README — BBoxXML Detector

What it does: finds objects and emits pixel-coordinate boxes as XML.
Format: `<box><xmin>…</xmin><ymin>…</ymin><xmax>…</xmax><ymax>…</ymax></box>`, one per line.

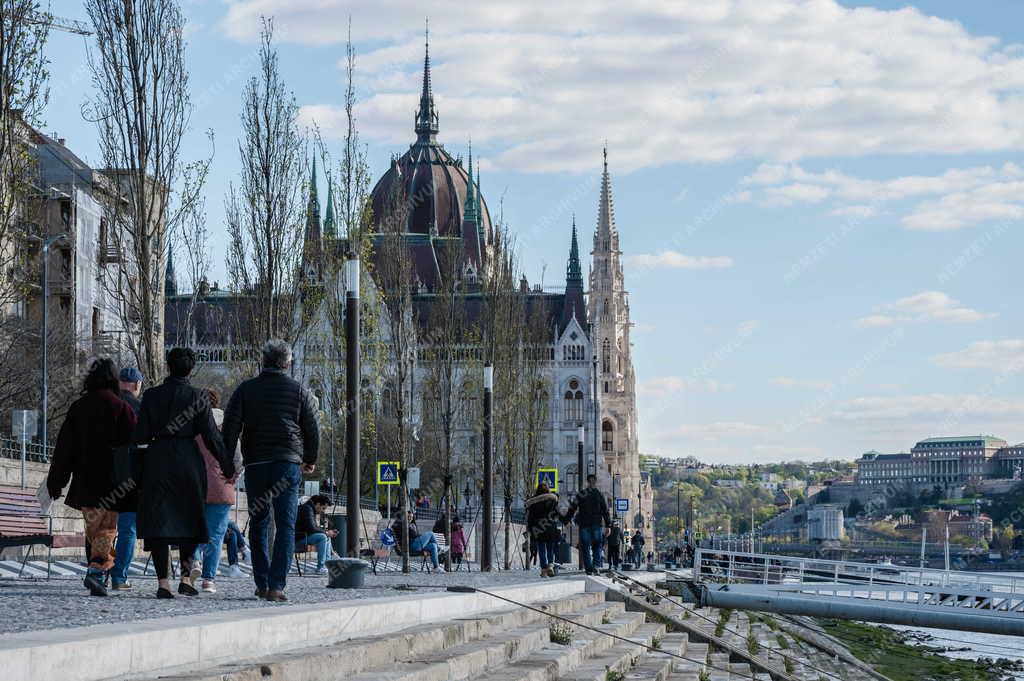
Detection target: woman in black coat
<box><xmin>132</xmin><ymin>348</ymin><xmax>233</xmax><ymax>599</ymax></box>
<box><xmin>46</xmin><ymin>359</ymin><xmax>137</xmax><ymax>596</ymax></box>
<box><xmin>525</xmin><ymin>482</ymin><xmax>561</xmax><ymax>577</ymax></box>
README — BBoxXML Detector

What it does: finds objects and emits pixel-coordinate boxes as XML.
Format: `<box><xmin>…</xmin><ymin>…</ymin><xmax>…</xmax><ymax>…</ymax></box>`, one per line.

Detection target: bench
<box><xmin>0</xmin><ymin>485</ymin><xmax>85</xmax><ymax>577</ymax></box>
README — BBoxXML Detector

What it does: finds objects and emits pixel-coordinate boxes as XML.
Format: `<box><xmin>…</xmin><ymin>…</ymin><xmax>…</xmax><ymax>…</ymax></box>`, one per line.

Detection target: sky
<box><xmin>41</xmin><ymin>0</ymin><xmax>1024</xmax><ymax>464</ymax></box>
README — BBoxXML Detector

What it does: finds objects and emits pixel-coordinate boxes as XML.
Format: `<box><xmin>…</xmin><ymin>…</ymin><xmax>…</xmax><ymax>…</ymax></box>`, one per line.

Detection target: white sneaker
<box><xmin>225</xmin><ymin>564</ymin><xmax>244</xmax><ymax>579</ymax></box>
<box><xmin>190</xmin><ymin>565</ymin><xmax>202</xmax><ymax>582</ymax></box>
<box><xmin>315</xmin><ymin>566</ymin><xmax>328</xmax><ymax>575</ymax></box>
<box><xmin>243</xmin><ymin>548</ymin><xmax>252</xmax><ymax>563</ymax></box>
<box><xmin>201</xmin><ymin>580</ymin><xmax>216</xmax><ymax>593</ymax></box>
<box><xmin>432</xmin><ymin>566</ymin><xmax>445</xmax><ymax>574</ymax></box>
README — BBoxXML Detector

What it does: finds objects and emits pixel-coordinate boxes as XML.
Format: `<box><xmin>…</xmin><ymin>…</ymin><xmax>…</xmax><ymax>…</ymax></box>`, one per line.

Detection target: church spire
<box><xmin>414</xmin><ymin>20</ymin><xmax>439</xmax><ymax>144</ymax></box>
<box><xmin>597</xmin><ymin>143</ymin><xmax>617</xmax><ymax>242</ymax></box>
<box><xmin>165</xmin><ymin>248</ymin><xmax>177</xmax><ymax>297</ymax></box>
<box><xmin>567</xmin><ymin>214</ymin><xmax>582</xmax><ymax>284</ymax></box>
<box><xmin>560</xmin><ymin>214</ymin><xmax>586</xmax><ymax>330</ymax></box>
<box><xmin>463</xmin><ymin>141</ymin><xmax>477</xmax><ymax>224</ymax></box>
<box><xmin>323</xmin><ymin>177</ymin><xmax>336</xmax><ymax>238</ymax></box>
<box><xmin>306</xmin><ymin>158</ymin><xmax>321</xmax><ymax>237</ymax></box>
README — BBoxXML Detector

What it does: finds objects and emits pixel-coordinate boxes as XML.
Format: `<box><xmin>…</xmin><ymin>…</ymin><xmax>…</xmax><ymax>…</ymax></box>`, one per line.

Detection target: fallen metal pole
<box><xmin>699</xmin><ymin>584</ymin><xmax>1024</xmax><ymax>637</ymax></box>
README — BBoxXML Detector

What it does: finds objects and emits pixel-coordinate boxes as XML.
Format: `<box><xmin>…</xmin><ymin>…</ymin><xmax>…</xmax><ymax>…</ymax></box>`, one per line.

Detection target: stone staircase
<box><xmin>153</xmin><ymin>589</ymin><xmax>723</xmax><ymax>681</ymax></box>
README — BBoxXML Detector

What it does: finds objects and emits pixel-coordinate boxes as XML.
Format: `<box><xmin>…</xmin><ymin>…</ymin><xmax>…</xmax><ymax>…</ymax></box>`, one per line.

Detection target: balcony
<box><xmin>99</xmin><ymin>244</ymin><xmax>122</xmax><ymax>264</ymax></box>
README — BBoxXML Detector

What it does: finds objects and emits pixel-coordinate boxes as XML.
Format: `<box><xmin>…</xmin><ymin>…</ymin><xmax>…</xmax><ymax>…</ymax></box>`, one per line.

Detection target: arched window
<box><xmin>382</xmin><ymin>384</ymin><xmax>397</xmax><ymax>419</ymax></box>
<box><xmin>603</xmin><ymin>298</ymin><xmax>609</xmax><ymax>317</ymax></box>
<box><xmin>602</xmin><ymin>420</ymin><xmax>614</xmax><ymax>452</ymax></box>
<box><xmin>602</xmin><ymin>338</ymin><xmax>611</xmax><ymax>373</ymax></box>
<box><xmin>564</xmin><ymin>379</ymin><xmax>584</xmax><ymax>421</ymax></box>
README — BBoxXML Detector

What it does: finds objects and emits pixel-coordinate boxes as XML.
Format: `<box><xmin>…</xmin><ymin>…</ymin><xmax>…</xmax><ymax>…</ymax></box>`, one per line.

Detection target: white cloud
<box><xmin>934</xmin><ymin>340</ymin><xmax>1024</xmax><ymax>371</ymax></box>
<box><xmin>830</xmin><ymin>394</ymin><xmax>1024</xmax><ymax>422</ymax></box>
<box><xmin>675</xmin><ymin>421</ymin><xmax>772</xmax><ymax>440</ymax></box>
<box><xmin>743</xmin><ymin>162</ymin><xmax>1024</xmax><ymax>230</ymax></box>
<box><xmin>625</xmin><ymin>251</ymin><xmax>734</xmax><ymax>270</ymax></box>
<box><xmin>857</xmin><ymin>291</ymin><xmax>994</xmax><ymax>327</ymax></box>
<box><xmin>224</xmin><ymin>0</ymin><xmax>1024</xmax><ymax>173</ymax></box>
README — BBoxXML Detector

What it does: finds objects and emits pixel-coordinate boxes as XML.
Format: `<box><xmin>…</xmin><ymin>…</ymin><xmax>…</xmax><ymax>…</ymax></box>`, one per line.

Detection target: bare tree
<box><xmin>374</xmin><ymin>179</ymin><xmax>417</xmax><ymax>571</ymax></box>
<box><xmin>0</xmin><ymin>1</ymin><xmax>49</xmax><ymax>418</ymax></box>
<box><xmin>85</xmin><ymin>0</ymin><xmax>209</xmax><ymax>381</ymax></box>
<box><xmin>421</xmin><ymin>247</ymin><xmax>473</xmax><ymax>571</ymax></box>
<box><xmin>224</xmin><ymin>17</ymin><xmax>306</xmax><ymax>353</ymax></box>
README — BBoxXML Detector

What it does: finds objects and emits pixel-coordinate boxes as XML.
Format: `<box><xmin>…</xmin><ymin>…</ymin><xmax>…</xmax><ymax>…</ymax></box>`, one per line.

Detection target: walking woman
<box><xmin>133</xmin><ymin>348</ymin><xmax>233</xmax><ymax>599</ymax></box>
<box><xmin>46</xmin><ymin>359</ymin><xmax>138</xmax><ymax>596</ymax></box>
<box><xmin>525</xmin><ymin>482</ymin><xmax>561</xmax><ymax>577</ymax></box>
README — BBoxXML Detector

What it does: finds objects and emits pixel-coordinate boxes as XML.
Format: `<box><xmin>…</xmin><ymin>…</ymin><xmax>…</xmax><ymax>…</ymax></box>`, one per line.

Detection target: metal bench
<box><xmin>0</xmin><ymin>485</ymin><xmax>85</xmax><ymax>578</ymax></box>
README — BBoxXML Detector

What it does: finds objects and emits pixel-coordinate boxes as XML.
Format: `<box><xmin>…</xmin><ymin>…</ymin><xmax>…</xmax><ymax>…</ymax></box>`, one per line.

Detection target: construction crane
<box><xmin>26</xmin><ymin>10</ymin><xmax>93</xmax><ymax>36</ymax></box>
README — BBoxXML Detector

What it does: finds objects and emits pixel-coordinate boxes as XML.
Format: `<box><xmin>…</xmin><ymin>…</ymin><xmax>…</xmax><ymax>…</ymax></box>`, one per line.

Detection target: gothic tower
<box><xmin>588</xmin><ymin>147</ymin><xmax>653</xmax><ymax>543</ymax></box>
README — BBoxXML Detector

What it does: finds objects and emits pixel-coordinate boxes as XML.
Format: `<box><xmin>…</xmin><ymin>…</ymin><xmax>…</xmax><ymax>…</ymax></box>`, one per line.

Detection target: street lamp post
<box><xmin>344</xmin><ymin>253</ymin><xmax>360</xmax><ymax>557</ymax></box>
<box><xmin>482</xmin><ymin>364</ymin><xmax>494</xmax><ymax>571</ymax></box>
<box><xmin>37</xmin><ymin>232</ymin><xmax>66</xmax><ymax>452</ymax></box>
<box><xmin>577</xmin><ymin>423</ymin><xmax>584</xmax><ymax>570</ymax></box>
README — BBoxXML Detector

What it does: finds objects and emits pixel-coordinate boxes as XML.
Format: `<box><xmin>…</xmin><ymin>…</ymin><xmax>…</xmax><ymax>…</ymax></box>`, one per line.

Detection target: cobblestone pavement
<box><xmin>0</xmin><ymin>567</ymin><xmax>572</xmax><ymax>635</ymax></box>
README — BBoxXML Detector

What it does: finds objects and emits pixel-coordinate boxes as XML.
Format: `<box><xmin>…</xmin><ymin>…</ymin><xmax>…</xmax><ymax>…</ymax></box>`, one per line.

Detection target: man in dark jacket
<box><xmin>630</xmin><ymin>529</ymin><xmax>646</xmax><ymax>568</ymax></box>
<box><xmin>110</xmin><ymin>366</ymin><xmax>144</xmax><ymax>590</ymax></box>
<box><xmin>223</xmin><ymin>339</ymin><xmax>320</xmax><ymax>601</ymax></box>
<box><xmin>563</xmin><ymin>474</ymin><xmax>612</xmax><ymax>575</ymax></box>
<box><xmin>295</xmin><ymin>494</ymin><xmax>337</xmax><ymax>574</ymax></box>
<box><xmin>607</xmin><ymin>521</ymin><xmax>623</xmax><ymax>570</ymax></box>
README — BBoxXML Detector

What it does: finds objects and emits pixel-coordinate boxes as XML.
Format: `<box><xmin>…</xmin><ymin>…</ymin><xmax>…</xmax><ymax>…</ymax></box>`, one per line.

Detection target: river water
<box><xmin>886</xmin><ymin>570</ymin><xmax>1024</xmax><ymax>679</ymax></box>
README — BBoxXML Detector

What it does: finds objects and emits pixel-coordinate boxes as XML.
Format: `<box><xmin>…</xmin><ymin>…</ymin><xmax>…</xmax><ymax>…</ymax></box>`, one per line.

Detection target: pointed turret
<box><xmin>165</xmin><ymin>249</ymin><xmax>177</xmax><ymax>297</ymax></box>
<box><xmin>596</xmin><ymin>144</ymin><xmax>617</xmax><ymax>246</ymax></box>
<box><xmin>414</xmin><ymin>21</ymin><xmax>439</xmax><ymax>144</ymax></box>
<box><xmin>323</xmin><ymin>179</ymin><xmax>336</xmax><ymax>239</ymax></box>
<box><xmin>460</xmin><ymin>142</ymin><xmax>482</xmax><ymax>268</ymax></box>
<box><xmin>561</xmin><ymin>215</ymin><xmax>586</xmax><ymax>330</ymax></box>
<box><xmin>302</xmin><ymin>159</ymin><xmax>322</xmax><ymax>282</ymax></box>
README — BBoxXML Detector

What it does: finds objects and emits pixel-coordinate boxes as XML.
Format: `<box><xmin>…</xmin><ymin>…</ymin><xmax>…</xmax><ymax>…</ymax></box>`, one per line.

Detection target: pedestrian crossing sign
<box><xmin>615</xmin><ymin>498</ymin><xmax>630</xmax><ymax>513</ymax></box>
<box><xmin>536</xmin><ymin>468</ymin><xmax>558</xmax><ymax>492</ymax></box>
<box><xmin>378</xmin><ymin>461</ymin><xmax>400</xmax><ymax>485</ymax></box>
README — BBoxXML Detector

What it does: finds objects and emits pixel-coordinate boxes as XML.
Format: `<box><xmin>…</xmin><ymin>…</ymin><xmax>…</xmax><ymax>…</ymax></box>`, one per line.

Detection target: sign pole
<box><xmin>20</xmin><ymin>432</ymin><xmax>26</xmax><ymax>489</ymax></box>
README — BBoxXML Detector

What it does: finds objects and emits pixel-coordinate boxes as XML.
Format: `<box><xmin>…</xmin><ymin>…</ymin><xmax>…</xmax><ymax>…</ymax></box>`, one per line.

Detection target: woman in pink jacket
<box><xmin>193</xmin><ymin>388</ymin><xmax>241</xmax><ymax>592</ymax></box>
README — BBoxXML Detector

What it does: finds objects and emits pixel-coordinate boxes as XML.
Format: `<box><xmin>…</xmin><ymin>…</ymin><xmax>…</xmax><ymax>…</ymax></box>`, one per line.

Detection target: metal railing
<box><xmin>695</xmin><ymin>548</ymin><xmax>1024</xmax><ymax>597</ymax></box>
<box><xmin>0</xmin><ymin>437</ymin><xmax>52</xmax><ymax>463</ymax></box>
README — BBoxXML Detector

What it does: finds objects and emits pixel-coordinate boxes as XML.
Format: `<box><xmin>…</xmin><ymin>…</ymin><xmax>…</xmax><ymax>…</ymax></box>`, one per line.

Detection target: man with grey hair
<box><xmin>223</xmin><ymin>339</ymin><xmax>319</xmax><ymax>601</ymax></box>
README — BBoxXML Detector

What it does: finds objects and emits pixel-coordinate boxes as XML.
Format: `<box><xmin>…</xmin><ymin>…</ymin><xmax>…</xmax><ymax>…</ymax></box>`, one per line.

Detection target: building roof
<box><xmin>367</xmin><ymin>37</ymin><xmax>492</xmax><ymax>290</ymax></box>
<box><xmin>859</xmin><ymin>451</ymin><xmax>911</xmax><ymax>461</ymax></box>
<box><xmin>915</xmin><ymin>435</ymin><xmax>1007</xmax><ymax>446</ymax></box>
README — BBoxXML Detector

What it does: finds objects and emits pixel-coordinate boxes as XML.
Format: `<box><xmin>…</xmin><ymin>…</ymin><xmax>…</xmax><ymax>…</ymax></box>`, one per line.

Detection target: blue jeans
<box><xmin>411</xmin><ymin>532</ymin><xmax>439</xmax><ymax>568</ymax></box>
<box><xmin>299</xmin><ymin>532</ymin><xmax>332</xmax><ymax>569</ymax></box>
<box><xmin>195</xmin><ymin>503</ymin><xmax>231</xmax><ymax>579</ymax></box>
<box><xmin>226</xmin><ymin>521</ymin><xmax>246</xmax><ymax>565</ymax></box>
<box><xmin>245</xmin><ymin>461</ymin><xmax>301</xmax><ymax>592</ymax></box>
<box><xmin>111</xmin><ymin>511</ymin><xmax>136</xmax><ymax>585</ymax></box>
<box><xmin>537</xmin><ymin>540</ymin><xmax>558</xmax><ymax>568</ymax></box>
<box><xmin>579</xmin><ymin>525</ymin><xmax>605</xmax><ymax>572</ymax></box>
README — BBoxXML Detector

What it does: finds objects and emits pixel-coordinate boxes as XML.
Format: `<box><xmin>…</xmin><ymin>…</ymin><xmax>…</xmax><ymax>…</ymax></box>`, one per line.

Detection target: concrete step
<box><xmin>158</xmin><ymin>591</ymin><xmax>610</xmax><ymax>681</ymax></box>
<box><xmin>343</xmin><ymin>601</ymin><xmax>625</xmax><ymax>681</ymax></box>
<box><xmin>620</xmin><ymin>631</ymin><xmax>687</xmax><ymax>680</ymax></box>
<box><xmin>557</xmin><ymin>622</ymin><xmax>666</xmax><ymax>680</ymax></box>
<box><xmin>672</xmin><ymin>639</ymin><xmax>707</xmax><ymax>678</ymax></box>
<box><xmin>470</xmin><ymin>609</ymin><xmax>648</xmax><ymax>681</ymax></box>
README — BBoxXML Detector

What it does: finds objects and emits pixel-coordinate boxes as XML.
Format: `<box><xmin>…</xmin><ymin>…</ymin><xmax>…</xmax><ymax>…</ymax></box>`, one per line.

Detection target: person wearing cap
<box><xmin>110</xmin><ymin>366</ymin><xmax>144</xmax><ymax>589</ymax></box>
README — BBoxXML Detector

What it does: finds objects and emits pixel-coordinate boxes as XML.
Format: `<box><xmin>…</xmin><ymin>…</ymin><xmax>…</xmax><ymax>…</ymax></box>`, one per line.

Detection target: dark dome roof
<box><xmin>369</xmin><ymin>143</ymin><xmax>492</xmax><ymax>244</ymax></box>
<box><xmin>367</xmin><ymin>35</ymin><xmax>492</xmax><ymax>289</ymax></box>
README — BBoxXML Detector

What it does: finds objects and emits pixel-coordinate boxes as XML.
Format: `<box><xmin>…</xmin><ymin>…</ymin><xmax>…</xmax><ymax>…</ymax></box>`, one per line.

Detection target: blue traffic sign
<box><xmin>536</xmin><ymin>468</ymin><xmax>558</xmax><ymax>492</ymax></box>
<box><xmin>377</xmin><ymin>461</ymin><xmax>400</xmax><ymax>485</ymax></box>
<box><xmin>615</xmin><ymin>498</ymin><xmax>630</xmax><ymax>513</ymax></box>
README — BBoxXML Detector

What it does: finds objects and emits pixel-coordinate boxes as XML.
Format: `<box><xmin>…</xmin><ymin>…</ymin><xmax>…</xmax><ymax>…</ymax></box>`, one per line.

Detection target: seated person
<box><xmin>392</xmin><ymin>510</ymin><xmax>443</xmax><ymax>572</ymax></box>
<box><xmin>224</xmin><ymin>520</ymin><xmax>248</xmax><ymax>577</ymax></box>
<box><xmin>295</xmin><ymin>494</ymin><xmax>338</xmax><ymax>574</ymax></box>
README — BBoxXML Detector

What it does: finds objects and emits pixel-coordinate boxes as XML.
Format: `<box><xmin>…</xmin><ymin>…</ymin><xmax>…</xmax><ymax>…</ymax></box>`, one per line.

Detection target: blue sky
<box><xmin>43</xmin><ymin>1</ymin><xmax>1023</xmax><ymax>463</ymax></box>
